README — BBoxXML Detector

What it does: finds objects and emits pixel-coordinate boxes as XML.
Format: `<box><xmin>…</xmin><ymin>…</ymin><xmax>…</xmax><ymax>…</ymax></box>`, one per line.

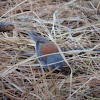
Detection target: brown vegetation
<box><xmin>0</xmin><ymin>0</ymin><xmax>100</xmax><ymax>100</ymax></box>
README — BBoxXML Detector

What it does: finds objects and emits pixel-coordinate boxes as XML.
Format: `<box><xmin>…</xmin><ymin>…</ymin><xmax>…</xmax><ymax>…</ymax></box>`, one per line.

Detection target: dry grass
<box><xmin>0</xmin><ymin>0</ymin><xmax>100</xmax><ymax>100</ymax></box>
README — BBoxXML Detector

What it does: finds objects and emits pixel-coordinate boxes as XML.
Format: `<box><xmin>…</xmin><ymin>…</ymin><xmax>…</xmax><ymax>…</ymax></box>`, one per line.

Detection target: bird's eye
<box><xmin>37</xmin><ymin>40</ymin><xmax>43</xmax><ymax>43</ymax></box>
<box><xmin>39</xmin><ymin>41</ymin><xmax>43</xmax><ymax>43</ymax></box>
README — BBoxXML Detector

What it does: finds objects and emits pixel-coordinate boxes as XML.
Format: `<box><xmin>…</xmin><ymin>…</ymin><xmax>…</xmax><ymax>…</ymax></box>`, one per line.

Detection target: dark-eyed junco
<box><xmin>27</xmin><ymin>31</ymin><xmax>66</xmax><ymax>71</ymax></box>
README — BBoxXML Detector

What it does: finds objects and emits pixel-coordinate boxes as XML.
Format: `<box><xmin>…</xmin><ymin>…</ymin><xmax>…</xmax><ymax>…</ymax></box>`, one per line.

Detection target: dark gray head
<box><xmin>27</xmin><ymin>31</ymin><xmax>48</xmax><ymax>43</ymax></box>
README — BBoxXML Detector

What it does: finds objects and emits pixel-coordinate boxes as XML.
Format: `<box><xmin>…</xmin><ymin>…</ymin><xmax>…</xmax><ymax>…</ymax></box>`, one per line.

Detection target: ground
<box><xmin>0</xmin><ymin>0</ymin><xmax>100</xmax><ymax>100</ymax></box>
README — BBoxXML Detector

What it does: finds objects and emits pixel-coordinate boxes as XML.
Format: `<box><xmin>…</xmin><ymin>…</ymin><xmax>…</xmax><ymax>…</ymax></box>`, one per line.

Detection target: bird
<box><xmin>27</xmin><ymin>31</ymin><xmax>66</xmax><ymax>72</ymax></box>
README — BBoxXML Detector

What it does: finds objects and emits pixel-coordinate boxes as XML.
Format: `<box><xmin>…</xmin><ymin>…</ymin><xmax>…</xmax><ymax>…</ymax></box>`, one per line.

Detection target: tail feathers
<box><xmin>63</xmin><ymin>47</ymin><xmax>100</xmax><ymax>55</ymax></box>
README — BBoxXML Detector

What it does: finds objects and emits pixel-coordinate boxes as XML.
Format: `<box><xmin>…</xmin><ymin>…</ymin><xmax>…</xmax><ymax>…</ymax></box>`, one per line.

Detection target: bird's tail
<box><xmin>63</xmin><ymin>47</ymin><xmax>100</xmax><ymax>55</ymax></box>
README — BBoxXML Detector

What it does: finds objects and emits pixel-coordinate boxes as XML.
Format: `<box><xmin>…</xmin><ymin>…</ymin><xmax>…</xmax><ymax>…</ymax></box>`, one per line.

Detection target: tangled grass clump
<box><xmin>0</xmin><ymin>0</ymin><xmax>100</xmax><ymax>100</ymax></box>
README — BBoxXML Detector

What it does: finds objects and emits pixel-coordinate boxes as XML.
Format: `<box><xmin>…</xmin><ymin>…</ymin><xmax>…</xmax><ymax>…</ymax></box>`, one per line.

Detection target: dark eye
<box><xmin>37</xmin><ymin>40</ymin><xmax>44</xmax><ymax>44</ymax></box>
<box><xmin>37</xmin><ymin>40</ymin><xmax>43</xmax><ymax>43</ymax></box>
